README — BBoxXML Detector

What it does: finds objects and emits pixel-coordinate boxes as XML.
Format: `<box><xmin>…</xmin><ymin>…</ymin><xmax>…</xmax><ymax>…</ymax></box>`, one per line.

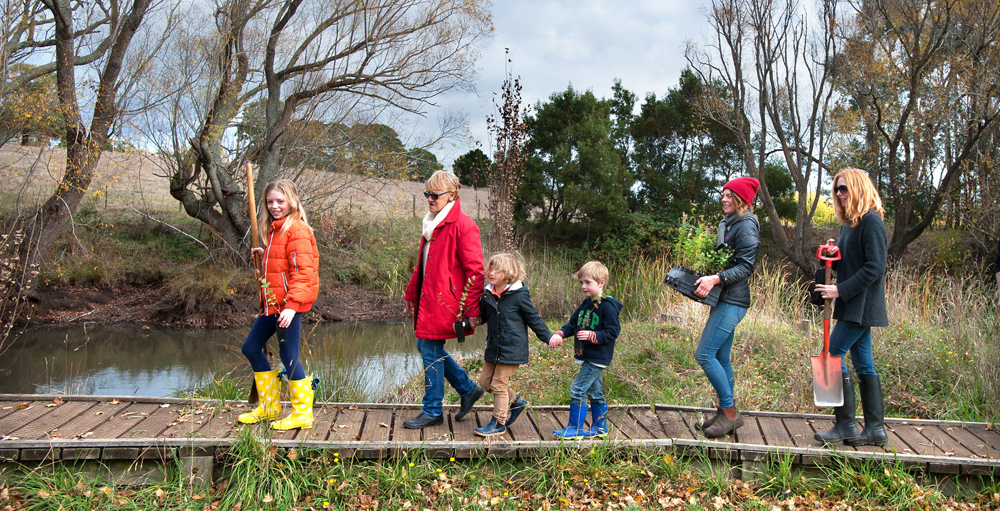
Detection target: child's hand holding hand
<box><xmin>577</xmin><ymin>330</ymin><xmax>598</xmax><ymax>344</ymax></box>
<box><xmin>548</xmin><ymin>333</ymin><xmax>563</xmax><ymax>348</ymax></box>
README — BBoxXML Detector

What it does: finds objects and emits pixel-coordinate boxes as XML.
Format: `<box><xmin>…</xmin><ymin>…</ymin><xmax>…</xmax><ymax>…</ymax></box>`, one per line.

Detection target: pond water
<box><xmin>0</xmin><ymin>322</ymin><xmax>485</xmax><ymax>401</ymax></box>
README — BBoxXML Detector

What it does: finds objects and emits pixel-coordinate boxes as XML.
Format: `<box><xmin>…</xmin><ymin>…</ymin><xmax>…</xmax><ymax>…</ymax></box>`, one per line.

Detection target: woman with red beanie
<box><xmin>692</xmin><ymin>177</ymin><xmax>760</xmax><ymax>438</ymax></box>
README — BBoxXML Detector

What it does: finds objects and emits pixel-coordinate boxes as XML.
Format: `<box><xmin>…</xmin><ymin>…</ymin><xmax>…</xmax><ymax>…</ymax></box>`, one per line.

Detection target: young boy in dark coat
<box><xmin>473</xmin><ymin>253</ymin><xmax>554</xmax><ymax>437</ymax></box>
<box><xmin>548</xmin><ymin>261</ymin><xmax>624</xmax><ymax>439</ymax></box>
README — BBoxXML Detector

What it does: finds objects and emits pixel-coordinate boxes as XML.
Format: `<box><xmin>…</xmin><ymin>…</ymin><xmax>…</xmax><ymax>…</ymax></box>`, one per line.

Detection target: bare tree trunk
<box><xmin>33</xmin><ymin>0</ymin><xmax>151</xmax><ymax>261</ymax></box>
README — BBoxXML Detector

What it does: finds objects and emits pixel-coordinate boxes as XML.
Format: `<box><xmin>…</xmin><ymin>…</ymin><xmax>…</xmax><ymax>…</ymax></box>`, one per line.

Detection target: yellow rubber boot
<box><xmin>238</xmin><ymin>369</ymin><xmax>282</xmax><ymax>424</ymax></box>
<box><xmin>271</xmin><ymin>377</ymin><xmax>314</xmax><ymax>430</ymax></box>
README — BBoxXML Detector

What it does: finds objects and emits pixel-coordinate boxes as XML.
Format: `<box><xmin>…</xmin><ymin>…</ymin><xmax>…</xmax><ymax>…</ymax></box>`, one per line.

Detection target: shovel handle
<box><xmin>816</xmin><ymin>242</ymin><xmax>840</xmax><ymax>352</ymax></box>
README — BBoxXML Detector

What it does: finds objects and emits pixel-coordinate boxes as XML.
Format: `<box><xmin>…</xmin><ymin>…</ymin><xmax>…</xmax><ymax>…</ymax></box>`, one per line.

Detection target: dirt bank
<box><xmin>22</xmin><ymin>283</ymin><xmax>408</xmax><ymax>328</ymax></box>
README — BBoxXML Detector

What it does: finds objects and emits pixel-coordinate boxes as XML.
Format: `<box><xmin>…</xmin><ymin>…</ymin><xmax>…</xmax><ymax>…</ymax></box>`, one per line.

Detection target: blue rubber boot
<box><xmin>474</xmin><ymin>417</ymin><xmax>507</xmax><ymax>437</ymax></box>
<box><xmin>553</xmin><ymin>403</ymin><xmax>588</xmax><ymax>439</ymax></box>
<box><xmin>588</xmin><ymin>402</ymin><xmax>608</xmax><ymax>438</ymax></box>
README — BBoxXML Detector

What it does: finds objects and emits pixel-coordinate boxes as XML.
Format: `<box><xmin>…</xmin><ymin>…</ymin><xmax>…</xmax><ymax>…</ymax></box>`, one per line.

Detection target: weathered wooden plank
<box><xmin>939</xmin><ymin>424</ymin><xmax>1000</xmax><ymax>460</ymax></box>
<box><xmin>656</xmin><ymin>410</ymin><xmax>696</xmax><ymax>440</ymax></box>
<box><xmin>44</xmin><ymin>400</ymin><xmax>131</xmax><ymax>440</ymax></box>
<box><xmin>123</xmin><ymin>403</ymin><xmax>182</xmax><ymax>438</ymax></box>
<box><xmin>783</xmin><ymin>418</ymin><xmax>829</xmax><ymax>466</ymax></box>
<box><xmin>13</xmin><ymin>401</ymin><xmax>95</xmax><ymax>440</ymax></box>
<box><xmin>532</xmin><ymin>410</ymin><xmax>562</xmax><ymax>442</ymax></box>
<box><xmin>607</xmin><ymin>408</ymin><xmax>652</xmax><ymax>440</ymax></box>
<box><xmin>913</xmin><ymin>425</ymin><xmax>976</xmax><ymax>474</ymax></box>
<box><xmin>784</xmin><ymin>418</ymin><xmax>818</xmax><ymax>448</ymax></box>
<box><xmin>89</xmin><ymin>403</ymin><xmax>161</xmax><ymax>439</ymax></box>
<box><xmin>423</xmin><ymin>412</ymin><xmax>453</xmax><ymax>443</ymax></box>
<box><xmin>891</xmin><ymin>423</ymin><xmax>945</xmax><ymax>457</ymax></box>
<box><xmin>0</xmin><ymin>402</ymin><xmax>34</xmax><ymax>421</ymax></box>
<box><xmin>357</xmin><ymin>409</ymin><xmax>394</xmax><ymax>459</ymax></box>
<box><xmin>193</xmin><ymin>404</ymin><xmax>242</xmax><ymax>439</ymax></box>
<box><xmin>505</xmin><ymin>407</ymin><xmax>541</xmax><ymax>442</ymax></box>
<box><xmin>158</xmin><ymin>404</ymin><xmax>215</xmax><ymax>439</ymax></box>
<box><xmin>757</xmin><ymin>417</ymin><xmax>794</xmax><ymax>447</ymax></box>
<box><xmin>631</xmin><ymin>408</ymin><xmax>667</xmax><ymax>438</ymax></box>
<box><xmin>0</xmin><ymin>402</ymin><xmax>60</xmax><ymax>437</ymax></box>
<box><xmin>964</xmin><ymin>424</ymin><xmax>1000</xmax><ymax>454</ymax></box>
<box><xmin>450</xmin><ymin>411</ymin><xmax>479</xmax><ymax>458</ymax></box>
<box><xmin>329</xmin><ymin>407</ymin><xmax>364</xmax><ymax>441</ymax></box>
<box><xmin>735</xmin><ymin>416</ymin><xmax>765</xmax><ymax>445</ymax></box>
<box><xmin>601</xmin><ymin>408</ymin><xmax>630</xmax><ymax>441</ymax></box>
<box><xmin>936</xmin><ymin>425</ymin><xmax>1000</xmax><ymax>475</ymax></box>
<box><xmin>359</xmin><ymin>409</ymin><xmax>393</xmax><ymax>443</ymax></box>
<box><xmin>296</xmin><ymin>406</ymin><xmax>336</xmax><ymax>443</ymax></box>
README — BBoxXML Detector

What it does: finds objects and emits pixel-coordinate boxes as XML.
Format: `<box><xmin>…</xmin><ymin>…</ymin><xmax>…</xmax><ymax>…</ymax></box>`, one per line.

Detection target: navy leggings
<box><xmin>241</xmin><ymin>313</ymin><xmax>306</xmax><ymax>381</ymax></box>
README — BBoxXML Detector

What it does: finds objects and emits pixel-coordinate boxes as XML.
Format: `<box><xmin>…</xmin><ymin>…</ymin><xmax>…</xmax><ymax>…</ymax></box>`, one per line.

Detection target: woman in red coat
<box><xmin>402</xmin><ymin>171</ymin><xmax>485</xmax><ymax>429</ymax></box>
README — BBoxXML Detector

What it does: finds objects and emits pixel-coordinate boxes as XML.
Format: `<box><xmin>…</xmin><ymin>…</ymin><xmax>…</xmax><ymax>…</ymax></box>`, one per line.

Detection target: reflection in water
<box><xmin>0</xmin><ymin>322</ymin><xmax>484</xmax><ymax>400</ymax></box>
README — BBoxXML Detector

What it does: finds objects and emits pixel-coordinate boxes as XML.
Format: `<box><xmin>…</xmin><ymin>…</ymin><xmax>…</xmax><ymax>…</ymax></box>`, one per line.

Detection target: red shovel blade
<box><xmin>812</xmin><ymin>242</ymin><xmax>844</xmax><ymax>407</ymax></box>
<box><xmin>811</xmin><ymin>351</ymin><xmax>843</xmax><ymax>407</ymax></box>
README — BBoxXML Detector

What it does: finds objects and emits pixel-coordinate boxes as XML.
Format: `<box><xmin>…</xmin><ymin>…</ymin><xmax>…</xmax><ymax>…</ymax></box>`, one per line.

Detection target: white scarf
<box><xmin>422</xmin><ymin>199</ymin><xmax>456</xmax><ymax>242</ymax></box>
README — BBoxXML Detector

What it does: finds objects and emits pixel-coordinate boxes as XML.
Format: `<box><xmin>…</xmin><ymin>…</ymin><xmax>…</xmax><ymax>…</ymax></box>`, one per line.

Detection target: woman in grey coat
<box><xmin>692</xmin><ymin>177</ymin><xmax>760</xmax><ymax>439</ymax></box>
<box><xmin>814</xmin><ymin>168</ymin><xmax>889</xmax><ymax>447</ymax></box>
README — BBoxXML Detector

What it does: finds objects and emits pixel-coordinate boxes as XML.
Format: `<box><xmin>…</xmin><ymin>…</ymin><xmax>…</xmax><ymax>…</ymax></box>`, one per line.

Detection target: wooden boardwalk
<box><xmin>0</xmin><ymin>394</ymin><xmax>997</xmax><ymax>478</ymax></box>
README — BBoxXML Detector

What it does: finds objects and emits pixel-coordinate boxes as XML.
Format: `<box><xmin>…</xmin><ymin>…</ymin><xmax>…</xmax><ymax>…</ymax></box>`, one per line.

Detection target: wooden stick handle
<box><xmin>245</xmin><ymin>162</ymin><xmax>262</xmax><ymax>274</ymax></box>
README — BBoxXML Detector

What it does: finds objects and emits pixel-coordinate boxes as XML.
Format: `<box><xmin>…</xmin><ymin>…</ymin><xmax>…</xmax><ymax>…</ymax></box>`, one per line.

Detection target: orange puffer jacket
<box><xmin>259</xmin><ymin>216</ymin><xmax>319</xmax><ymax>315</ymax></box>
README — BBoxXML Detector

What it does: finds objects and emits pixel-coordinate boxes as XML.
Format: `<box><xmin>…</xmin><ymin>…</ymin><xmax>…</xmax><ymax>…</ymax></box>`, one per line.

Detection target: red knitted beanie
<box><xmin>723</xmin><ymin>177</ymin><xmax>760</xmax><ymax>206</ymax></box>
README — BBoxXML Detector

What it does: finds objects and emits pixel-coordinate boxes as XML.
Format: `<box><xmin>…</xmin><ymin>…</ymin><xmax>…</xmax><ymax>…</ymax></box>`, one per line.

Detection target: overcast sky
<box><xmin>421</xmin><ymin>0</ymin><xmax>713</xmax><ymax>169</ymax></box>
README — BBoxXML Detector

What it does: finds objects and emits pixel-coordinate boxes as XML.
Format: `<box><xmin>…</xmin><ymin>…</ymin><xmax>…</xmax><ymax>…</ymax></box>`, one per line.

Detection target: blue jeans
<box><xmin>828</xmin><ymin>321</ymin><xmax>877</xmax><ymax>376</ymax></box>
<box><xmin>241</xmin><ymin>313</ymin><xmax>306</xmax><ymax>381</ymax></box>
<box><xmin>417</xmin><ymin>338</ymin><xmax>476</xmax><ymax>417</ymax></box>
<box><xmin>695</xmin><ymin>302</ymin><xmax>747</xmax><ymax>409</ymax></box>
<box><xmin>569</xmin><ymin>361</ymin><xmax>606</xmax><ymax>406</ymax></box>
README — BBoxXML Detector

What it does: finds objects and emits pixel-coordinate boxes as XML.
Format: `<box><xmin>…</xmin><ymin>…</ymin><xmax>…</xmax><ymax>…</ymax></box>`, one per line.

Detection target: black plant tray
<box><xmin>663</xmin><ymin>266</ymin><xmax>721</xmax><ymax>307</ymax></box>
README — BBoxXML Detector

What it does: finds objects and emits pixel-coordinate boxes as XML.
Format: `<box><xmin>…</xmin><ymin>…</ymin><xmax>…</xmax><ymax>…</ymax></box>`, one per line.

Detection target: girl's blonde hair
<box><xmin>575</xmin><ymin>261</ymin><xmax>609</xmax><ymax>285</ymax></box>
<box><xmin>832</xmin><ymin>168</ymin><xmax>884</xmax><ymax>228</ymax></box>
<box><xmin>257</xmin><ymin>179</ymin><xmax>312</xmax><ymax>241</ymax></box>
<box><xmin>426</xmin><ymin>170</ymin><xmax>460</xmax><ymax>196</ymax></box>
<box><xmin>487</xmin><ymin>253</ymin><xmax>526</xmax><ymax>285</ymax></box>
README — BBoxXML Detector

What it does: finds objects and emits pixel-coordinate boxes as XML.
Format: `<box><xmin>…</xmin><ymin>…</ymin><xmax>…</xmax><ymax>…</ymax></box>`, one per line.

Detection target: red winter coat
<box><xmin>259</xmin><ymin>216</ymin><xmax>319</xmax><ymax>315</ymax></box>
<box><xmin>404</xmin><ymin>198</ymin><xmax>484</xmax><ymax>340</ymax></box>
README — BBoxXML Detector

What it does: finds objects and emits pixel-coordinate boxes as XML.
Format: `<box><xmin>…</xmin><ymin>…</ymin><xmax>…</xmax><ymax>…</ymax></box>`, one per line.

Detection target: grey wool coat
<box><xmin>479</xmin><ymin>281</ymin><xmax>552</xmax><ymax>365</ymax></box>
<box><xmin>833</xmin><ymin>209</ymin><xmax>889</xmax><ymax>327</ymax></box>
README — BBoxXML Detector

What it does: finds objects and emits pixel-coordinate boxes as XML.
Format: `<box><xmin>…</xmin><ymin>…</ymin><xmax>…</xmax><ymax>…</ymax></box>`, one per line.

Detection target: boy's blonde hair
<box><xmin>575</xmin><ymin>261</ymin><xmax>609</xmax><ymax>285</ymax></box>
<box><xmin>832</xmin><ymin>168</ymin><xmax>885</xmax><ymax>228</ymax></box>
<box><xmin>487</xmin><ymin>252</ymin><xmax>526</xmax><ymax>285</ymax></box>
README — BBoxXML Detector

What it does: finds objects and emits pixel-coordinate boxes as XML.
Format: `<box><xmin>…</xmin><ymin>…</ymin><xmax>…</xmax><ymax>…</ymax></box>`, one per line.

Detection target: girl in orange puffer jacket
<box><xmin>238</xmin><ymin>179</ymin><xmax>319</xmax><ymax>431</ymax></box>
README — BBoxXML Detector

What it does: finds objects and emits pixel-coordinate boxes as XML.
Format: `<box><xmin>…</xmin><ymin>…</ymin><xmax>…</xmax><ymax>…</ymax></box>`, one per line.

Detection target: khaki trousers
<box><xmin>478</xmin><ymin>361</ymin><xmax>519</xmax><ymax>424</ymax></box>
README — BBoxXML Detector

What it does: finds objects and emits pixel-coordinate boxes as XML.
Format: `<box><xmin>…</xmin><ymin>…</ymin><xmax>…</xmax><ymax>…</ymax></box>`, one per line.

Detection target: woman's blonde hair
<box><xmin>726</xmin><ymin>190</ymin><xmax>753</xmax><ymax>215</ymax></box>
<box><xmin>257</xmin><ymin>179</ymin><xmax>312</xmax><ymax>241</ymax></box>
<box><xmin>832</xmin><ymin>168</ymin><xmax>884</xmax><ymax>228</ymax></box>
<box><xmin>426</xmin><ymin>170</ymin><xmax>460</xmax><ymax>196</ymax></box>
<box><xmin>487</xmin><ymin>252</ymin><xmax>526</xmax><ymax>285</ymax></box>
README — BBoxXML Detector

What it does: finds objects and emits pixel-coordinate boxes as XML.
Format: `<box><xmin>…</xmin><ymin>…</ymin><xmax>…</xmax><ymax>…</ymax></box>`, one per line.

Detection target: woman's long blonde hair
<box><xmin>832</xmin><ymin>168</ymin><xmax>884</xmax><ymax>228</ymax></box>
<box><xmin>257</xmin><ymin>179</ymin><xmax>312</xmax><ymax>242</ymax></box>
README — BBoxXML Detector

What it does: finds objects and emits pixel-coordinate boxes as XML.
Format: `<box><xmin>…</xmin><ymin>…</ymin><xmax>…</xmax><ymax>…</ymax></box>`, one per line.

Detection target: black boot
<box><xmin>814</xmin><ymin>375</ymin><xmax>860</xmax><ymax>444</ymax></box>
<box><xmin>846</xmin><ymin>374</ymin><xmax>888</xmax><ymax>447</ymax></box>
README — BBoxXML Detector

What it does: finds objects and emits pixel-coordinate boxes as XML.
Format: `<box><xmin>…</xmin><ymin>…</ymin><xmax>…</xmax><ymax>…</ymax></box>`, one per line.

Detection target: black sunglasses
<box><xmin>423</xmin><ymin>190</ymin><xmax>453</xmax><ymax>201</ymax></box>
<box><xmin>834</xmin><ymin>185</ymin><xmax>849</xmax><ymax>195</ymax></box>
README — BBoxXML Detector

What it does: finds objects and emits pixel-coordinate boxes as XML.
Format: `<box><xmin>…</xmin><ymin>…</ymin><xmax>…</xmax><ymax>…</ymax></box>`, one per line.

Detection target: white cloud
<box><xmin>411</xmin><ymin>0</ymin><xmax>711</xmax><ymax>168</ymax></box>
